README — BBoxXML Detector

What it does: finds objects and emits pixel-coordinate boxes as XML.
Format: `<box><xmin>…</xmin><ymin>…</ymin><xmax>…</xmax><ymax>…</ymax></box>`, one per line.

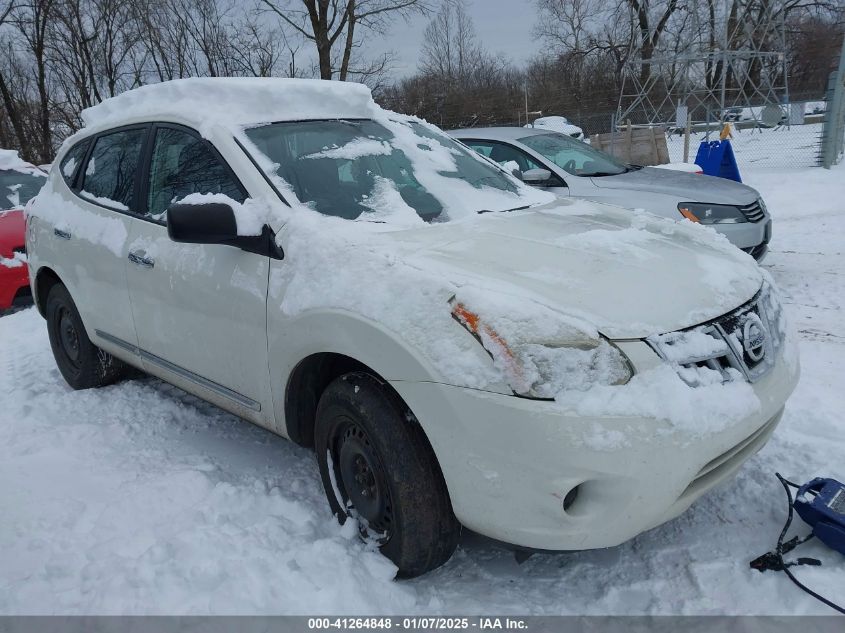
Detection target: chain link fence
<box><xmin>558</xmin><ymin>97</ymin><xmax>827</xmax><ymax>171</ymax></box>
<box><xmin>448</xmin><ymin>93</ymin><xmax>835</xmax><ymax>172</ymax></box>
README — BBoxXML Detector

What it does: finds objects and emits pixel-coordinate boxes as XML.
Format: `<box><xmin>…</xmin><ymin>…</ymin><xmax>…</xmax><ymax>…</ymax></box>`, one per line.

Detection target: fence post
<box><xmin>609</xmin><ymin>113</ymin><xmax>616</xmax><ymax>156</ymax></box>
<box><xmin>820</xmin><ymin>35</ymin><xmax>845</xmax><ymax>168</ymax></box>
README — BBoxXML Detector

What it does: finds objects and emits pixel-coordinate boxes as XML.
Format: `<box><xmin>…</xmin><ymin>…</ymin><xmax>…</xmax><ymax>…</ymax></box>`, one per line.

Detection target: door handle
<box><xmin>128</xmin><ymin>250</ymin><xmax>155</xmax><ymax>269</ymax></box>
<box><xmin>54</xmin><ymin>228</ymin><xmax>71</xmax><ymax>240</ymax></box>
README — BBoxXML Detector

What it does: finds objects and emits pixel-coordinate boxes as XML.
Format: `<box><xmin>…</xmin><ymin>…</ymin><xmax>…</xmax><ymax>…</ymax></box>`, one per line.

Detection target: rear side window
<box><xmin>81</xmin><ymin>129</ymin><xmax>146</xmax><ymax>210</ymax></box>
<box><xmin>146</xmin><ymin>127</ymin><xmax>245</xmax><ymax>221</ymax></box>
<box><xmin>59</xmin><ymin>140</ymin><xmax>90</xmax><ymax>187</ymax></box>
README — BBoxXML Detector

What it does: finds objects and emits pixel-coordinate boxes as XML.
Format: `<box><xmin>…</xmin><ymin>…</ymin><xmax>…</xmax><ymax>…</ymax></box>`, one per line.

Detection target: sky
<box><xmin>368</xmin><ymin>0</ymin><xmax>541</xmax><ymax>78</ymax></box>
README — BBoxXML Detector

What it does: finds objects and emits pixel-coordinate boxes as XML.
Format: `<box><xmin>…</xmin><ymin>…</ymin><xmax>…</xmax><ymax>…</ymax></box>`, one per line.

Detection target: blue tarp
<box><xmin>694</xmin><ymin>140</ymin><xmax>742</xmax><ymax>182</ymax></box>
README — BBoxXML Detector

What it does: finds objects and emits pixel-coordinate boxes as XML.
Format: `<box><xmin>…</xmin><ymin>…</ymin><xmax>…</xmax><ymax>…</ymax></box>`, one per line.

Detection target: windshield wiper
<box><xmin>476</xmin><ymin>205</ymin><xmax>531</xmax><ymax>215</ymax></box>
<box><xmin>586</xmin><ymin>171</ymin><xmax>624</xmax><ymax>177</ymax></box>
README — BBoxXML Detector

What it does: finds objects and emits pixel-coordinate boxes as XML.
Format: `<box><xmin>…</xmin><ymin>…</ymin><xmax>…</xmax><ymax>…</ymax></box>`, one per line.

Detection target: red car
<box><xmin>1</xmin><ymin>151</ymin><xmax>47</xmax><ymax>310</ymax></box>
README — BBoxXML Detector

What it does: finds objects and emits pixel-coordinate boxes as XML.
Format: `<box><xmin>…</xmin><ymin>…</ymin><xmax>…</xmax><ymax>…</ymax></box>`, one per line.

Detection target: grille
<box><xmin>680</xmin><ymin>411</ymin><xmax>781</xmax><ymax>500</ymax></box>
<box><xmin>647</xmin><ymin>284</ymin><xmax>786</xmax><ymax>386</ymax></box>
<box><xmin>738</xmin><ymin>199</ymin><xmax>766</xmax><ymax>222</ymax></box>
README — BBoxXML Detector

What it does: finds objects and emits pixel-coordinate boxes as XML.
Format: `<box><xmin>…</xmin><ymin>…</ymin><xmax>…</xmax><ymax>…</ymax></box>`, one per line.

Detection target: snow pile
<box><xmin>652</xmin><ymin>162</ymin><xmax>703</xmax><ymax>173</ymax></box>
<box><xmin>0</xmin><ymin>251</ymin><xmax>26</xmax><ymax>269</ymax></box>
<box><xmin>359</xmin><ymin>177</ymin><xmax>425</xmax><ymax>227</ymax></box>
<box><xmin>554</xmin><ymin>363</ymin><xmax>760</xmax><ymax>442</ymax></box>
<box><xmin>0</xmin><ymin>149</ymin><xmax>43</xmax><ymax>175</ymax></box>
<box><xmin>651</xmin><ymin>329</ymin><xmax>738</xmax><ymax>387</ymax></box>
<box><xmin>650</xmin><ymin>329</ymin><xmax>730</xmax><ymax>364</ymax></box>
<box><xmin>526</xmin><ymin>116</ymin><xmax>584</xmax><ymax>139</ymax></box>
<box><xmin>306</xmin><ymin>138</ymin><xmax>392</xmax><ymax>161</ymax></box>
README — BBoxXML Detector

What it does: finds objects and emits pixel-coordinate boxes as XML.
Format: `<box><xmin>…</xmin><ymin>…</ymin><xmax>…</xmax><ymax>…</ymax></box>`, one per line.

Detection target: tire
<box><xmin>46</xmin><ymin>283</ymin><xmax>127</xmax><ymax>389</ymax></box>
<box><xmin>315</xmin><ymin>372</ymin><xmax>460</xmax><ymax>578</ymax></box>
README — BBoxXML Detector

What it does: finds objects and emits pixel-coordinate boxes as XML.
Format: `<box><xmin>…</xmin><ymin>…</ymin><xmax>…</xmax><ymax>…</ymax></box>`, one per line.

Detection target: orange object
<box><xmin>678</xmin><ymin>207</ymin><xmax>701</xmax><ymax>223</ymax></box>
<box><xmin>451</xmin><ymin>302</ymin><xmax>517</xmax><ymax>365</ymax></box>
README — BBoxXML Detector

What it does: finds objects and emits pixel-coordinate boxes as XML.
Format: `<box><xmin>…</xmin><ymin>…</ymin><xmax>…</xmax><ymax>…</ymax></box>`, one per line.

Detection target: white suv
<box><xmin>26</xmin><ymin>78</ymin><xmax>799</xmax><ymax>578</ymax></box>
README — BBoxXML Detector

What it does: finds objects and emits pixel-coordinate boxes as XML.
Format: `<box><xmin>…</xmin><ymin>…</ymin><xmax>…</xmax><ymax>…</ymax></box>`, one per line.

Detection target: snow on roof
<box><xmin>534</xmin><ymin>116</ymin><xmax>571</xmax><ymax>125</ymax></box>
<box><xmin>451</xmin><ymin>127</ymin><xmax>549</xmax><ymax>139</ymax></box>
<box><xmin>0</xmin><ymin>149</ymin><xmax>44</xmax><ymax>175</ymax></box>
<box><xmin>80</xmin><ymin>78</ymin><xmax>379</xmax><ymax>132</ymax></box>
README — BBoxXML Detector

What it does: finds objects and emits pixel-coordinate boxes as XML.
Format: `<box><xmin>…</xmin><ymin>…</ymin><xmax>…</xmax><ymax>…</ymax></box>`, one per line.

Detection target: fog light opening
<box><xmin>563</xmin><ymin>485</ymin><xmax>580</xmax><ymax>512</ymax></box>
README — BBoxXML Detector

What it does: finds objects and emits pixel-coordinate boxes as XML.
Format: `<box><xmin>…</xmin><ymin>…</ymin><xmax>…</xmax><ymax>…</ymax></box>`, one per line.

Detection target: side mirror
<box><xmin>167</xmin><ymin>202</ymin><xmax>238</xmax><ymax>244</ymax></box>
<box><xmin>167</xmin><ymin>201</ymin><xmax>281</xmax><ymax>258</ymax></box>
<box><xmin>521</xmin><ymin>168</ymin><xmax>553</xmax><ymax>186</ymax></box>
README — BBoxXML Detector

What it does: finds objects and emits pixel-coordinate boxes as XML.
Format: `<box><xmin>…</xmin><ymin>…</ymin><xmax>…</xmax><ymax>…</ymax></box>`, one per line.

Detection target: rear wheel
<box><xmin>46</xmin><ymin>284</ymin><xmax>127</xmax><ymax>389</ymax></box>
<box><xmin>315</xmin><ymin>372</ymin><xmax>460</xmax><ymax>578</ymax></box>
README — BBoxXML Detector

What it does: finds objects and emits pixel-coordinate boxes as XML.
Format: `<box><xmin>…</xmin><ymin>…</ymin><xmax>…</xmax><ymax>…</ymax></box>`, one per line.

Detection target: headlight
<box><xmin>451</xmin><ymin>301</ymin><xmax>632</xmax><ymax>399</ymax></box>
<box><xmin>678</xmin><ymin>202</ymin><xmax>747</xmax><ymax>224</ymax></box>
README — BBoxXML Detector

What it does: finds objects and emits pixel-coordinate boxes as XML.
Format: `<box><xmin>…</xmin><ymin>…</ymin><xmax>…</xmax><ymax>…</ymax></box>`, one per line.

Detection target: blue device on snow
<box><xmin>750</xmin><ymin>474</ymin><xmax>845</xmax><ymax>615</ymax></box>
<box><xmin>794</xmin><ymin>477</ymin><xmax>845</xmax><ymax>556</ymax></box>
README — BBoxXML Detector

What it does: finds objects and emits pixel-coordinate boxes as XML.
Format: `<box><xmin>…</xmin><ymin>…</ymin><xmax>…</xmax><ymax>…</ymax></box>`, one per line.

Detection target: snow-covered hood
<box><xmin>589</xmin><ymin>167</ymin><xmax>759</xmax><ymax>205</ymax></box>
<box><xmin>389</xmin><ymin>200</ymin><xmax>763</xmax><ymax>339</ymax></box>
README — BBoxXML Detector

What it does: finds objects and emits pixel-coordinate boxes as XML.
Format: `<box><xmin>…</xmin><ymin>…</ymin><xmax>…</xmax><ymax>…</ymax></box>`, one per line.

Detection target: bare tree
<box><xmin>259</xmin><ymin>0</ymin><xmax>432</xmax><ymax>80</ymax></box>
<box><xmin>0</xmin><ymin>0</ymin><xmax>31</xmax><ymax>153</ymax></box>
<box><xmin>533</xmin><ymin>0</ymin><xmax>681</xmax><ymax>81</ymax></box>
<box><xmin>420</xmin><ymin>0</ymin><xmax>481</xmax><ymax>82</ymax></box>
<box><xmin>6</xmin><ymin>0</ymin><xmax>56</xmax><ymax>163</ymax></box>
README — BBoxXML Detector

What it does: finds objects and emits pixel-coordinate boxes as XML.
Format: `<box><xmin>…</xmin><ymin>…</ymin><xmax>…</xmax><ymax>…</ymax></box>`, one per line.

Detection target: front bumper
<box><xmin>390</xmin><ymin>337</ymin><xmax>798</xmax><ymax>551</ymax></box>
<box><xmin>713</xmin><ymin>217</ymin><xmax>771</xmax><ymax>261</ymax></box>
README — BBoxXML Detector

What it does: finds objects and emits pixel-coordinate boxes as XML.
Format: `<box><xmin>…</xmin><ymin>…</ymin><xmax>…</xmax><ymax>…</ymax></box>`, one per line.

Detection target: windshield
<box><xmin>244</xmin><ymin>119</ymin><xmax>527</xmax><ymax>222</ymax></box>
<box><xmin>1</xmin><ymin>169</ymin><xmax>46</xmax><ymax>210</ymax></box>
<box><xmin>518</xmin><ymin>133</ymin><xmax>628</xmax><ymax>177</ymax></box>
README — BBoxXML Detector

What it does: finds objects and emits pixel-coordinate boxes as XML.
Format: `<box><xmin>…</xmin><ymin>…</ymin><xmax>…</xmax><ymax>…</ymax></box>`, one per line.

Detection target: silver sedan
<box><xmin>452</xmin><ymin>126</ymin><xmax>772</xmax><ymax>260</ymax></box>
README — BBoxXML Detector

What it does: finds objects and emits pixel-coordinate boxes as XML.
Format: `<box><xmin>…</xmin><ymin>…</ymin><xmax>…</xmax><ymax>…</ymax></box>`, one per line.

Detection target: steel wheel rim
<box><xmin>331</xmin><ymin>419</ymin><xmax>394</xmax><ymax>543</ymax></box>
<box><xmin>57</xmin><ymin>306</ymin><xmax>82</xmax><ymax>368</ymax></box>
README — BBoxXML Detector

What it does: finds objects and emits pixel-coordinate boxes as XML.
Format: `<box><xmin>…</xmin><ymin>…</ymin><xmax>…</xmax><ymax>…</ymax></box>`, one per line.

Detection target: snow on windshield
<box><xmin>243</xmin><ymin>116</ymin><xmax>553</xmax><ymax>223</ymax></box>
<box><xmin>0</xmin><ymin>150</ymin><xmax>46</xmax><ymax>210</ymax></box>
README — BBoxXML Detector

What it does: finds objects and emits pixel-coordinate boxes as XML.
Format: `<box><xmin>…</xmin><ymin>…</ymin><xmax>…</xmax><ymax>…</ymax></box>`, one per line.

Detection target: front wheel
<box><xmin>315</xmin><ymin>372</ymin><xmax>460</xmax><ymax>578</ymax></box>
<box><xmin>46</xmin><ymin>283</ymin><xmax>127</xmax><ymax>389</ymax></box>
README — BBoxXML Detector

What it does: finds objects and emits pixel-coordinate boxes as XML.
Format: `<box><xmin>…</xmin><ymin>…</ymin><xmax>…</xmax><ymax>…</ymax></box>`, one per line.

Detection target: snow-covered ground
<box><xmin>1</xmin><ymin>163</ymin><xmax>843</xmax><ymax>615</ymax></box>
